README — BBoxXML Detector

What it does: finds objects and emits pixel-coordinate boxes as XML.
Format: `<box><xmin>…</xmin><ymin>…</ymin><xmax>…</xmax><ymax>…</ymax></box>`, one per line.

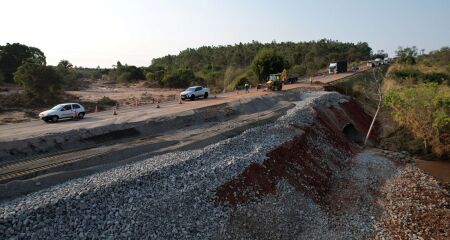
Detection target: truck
<box><xmin>180</xmin><ymin>86</ymin><xmax>209</xmax><ymax>101</ymax></box>
<box><xmin>329</xmin><ymin>61</ymin><xmax>347</xmax><ymax>74</ymax></box>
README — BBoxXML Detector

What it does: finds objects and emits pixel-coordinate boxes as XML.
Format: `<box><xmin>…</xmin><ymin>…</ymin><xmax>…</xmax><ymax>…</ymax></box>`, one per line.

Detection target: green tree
<box><xmin>145</xmin><ymin>72</ymin><xmax>155</xmax><ymax>81</ymax></box>
<box><xmin>56</xmin><ymin>59</ymin><xmax>77</xmax><ymax>89</ymax></box>
<box><xmin>396</xmin><ymin>46</ymin><xmax>418</xmax><ymax>65</ymax></box>
<box><xmin>14</xmin><ymin>63</ymin><xmax>62</xmax><ymax>102</ymax></box>
<box><xmin>251</xmin><ymin>49</ymin><xmax>286</xmax><ymax>82</ymax></box>
<box><xmin>113</xmin><ymin>63</ymin><xmax>145</xmax><ymax>82</ymax></box>
<box><xmin>162</xmin><ymin>68</ymin><xmax>196</xmax><ymax>88</ymax></box>
<box><xmin>0</xmin><ymin>43</ymin><xmax>46</xmax><ymax>83</ymax></box>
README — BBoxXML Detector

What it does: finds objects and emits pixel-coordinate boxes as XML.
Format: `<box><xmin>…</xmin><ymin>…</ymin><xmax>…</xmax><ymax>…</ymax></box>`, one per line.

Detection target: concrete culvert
<box><xmin>342</xmin><ymin>123</ymin><xmax>363</xmax><ymax>143</ymax></box>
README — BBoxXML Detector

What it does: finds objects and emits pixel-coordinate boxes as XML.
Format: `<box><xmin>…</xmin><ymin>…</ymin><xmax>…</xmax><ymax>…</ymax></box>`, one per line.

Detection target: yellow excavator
<box><xmin>266</xmin><ymin>73</ymin><xmax>283</xmax><ymax>91</ymax></box>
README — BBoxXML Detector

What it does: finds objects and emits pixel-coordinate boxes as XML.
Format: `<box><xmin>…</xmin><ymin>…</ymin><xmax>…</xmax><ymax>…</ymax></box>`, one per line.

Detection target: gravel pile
<box><xmin>218</xmin><ymin>148</ymin><xmax>401</xmax><ymax>239</ymax></box>
<box><xmin>374</xmin><ymin>165</ymin><xmax>450</xmax><ymax>239</ymax></box>
<box><xmin>0</xmin><ymin>90</ymin><xmax>346</xmax><ymax>239</ymax></box>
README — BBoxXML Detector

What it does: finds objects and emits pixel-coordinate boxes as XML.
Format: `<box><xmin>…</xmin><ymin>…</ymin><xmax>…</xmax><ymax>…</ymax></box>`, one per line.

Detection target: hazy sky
<box><xmin>1</xmin><ymin>0</ymin><xmax>449</xmax><ymax>68</ymax></box>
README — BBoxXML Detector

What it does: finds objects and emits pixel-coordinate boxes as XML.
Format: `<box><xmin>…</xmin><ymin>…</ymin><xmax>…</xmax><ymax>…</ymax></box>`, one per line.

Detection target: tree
<box><xmin>0</xmin><ymin>43</ymin><xmax>46</xmax><ymax>83</ymax></box>
<box><xmin>162</xmin><ymin>68</ymin><xmax>196</xmax><ymax>88</ymax></box>
<box><xmin>251</xmin><ymin>49</ymin><xmax>286</xmax><ymax>82</ymax></box>
<box><xmin>372</xmin><ymin>50</ymin><xmax>388</xmax><ymax>59</ymax></box>
<box><xmin>14</xmin><ymin>63</ymin><xmax>62</xmax><ymax>102</ymax></box>
<box><xmin>56</xmin><ymin>59</ymin><xmax>77</xmax><ymax>88</ymax></box>
<box><xmin>396</xmin><ymin>46</ymin><xmax>418</xmax><ymax>65</ymax></box>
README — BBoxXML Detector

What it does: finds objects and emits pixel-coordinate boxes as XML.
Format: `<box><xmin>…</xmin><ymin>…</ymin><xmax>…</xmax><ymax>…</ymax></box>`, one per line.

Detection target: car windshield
<box><xmin>51</xmin><ymin>104</ymin><xmax>64</xmax><ymax>110</ymax></box>
<box><xmin>185</xmin><ymin>87</ymin><xmax>197</xmax><ymax>91</ymax></box>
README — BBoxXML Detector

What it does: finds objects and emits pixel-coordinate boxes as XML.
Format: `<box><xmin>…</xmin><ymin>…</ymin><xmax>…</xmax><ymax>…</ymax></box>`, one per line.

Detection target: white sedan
<box><xmin>39</xmin><ymin>103</ymin><xmax>86</xmax><ymax>123</ymax></box>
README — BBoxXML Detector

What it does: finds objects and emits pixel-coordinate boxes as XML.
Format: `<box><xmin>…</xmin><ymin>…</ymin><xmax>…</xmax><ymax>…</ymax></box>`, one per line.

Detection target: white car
<box><xmin>39</xmin><ymin>103</ymin><xmax>86</xmax><ymax>123</ymax></box>
<box><xmin>180</xmin><ymin>86</ymin><xmax>209</xmax><ymax>100</ymax></box>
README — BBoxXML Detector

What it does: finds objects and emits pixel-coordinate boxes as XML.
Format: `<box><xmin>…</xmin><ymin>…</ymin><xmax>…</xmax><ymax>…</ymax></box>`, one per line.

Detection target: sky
<box><xmin>1</xmin><ymin>0</ymin><xmax>449</xmax><ymax>68</ymax></box>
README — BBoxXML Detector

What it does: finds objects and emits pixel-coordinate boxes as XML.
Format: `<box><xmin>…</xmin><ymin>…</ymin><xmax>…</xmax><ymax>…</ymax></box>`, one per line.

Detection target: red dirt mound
<box><xmin>216</xmin><ymin>101</ymin><xmax>374</xmax><ymax>206</ymax></box>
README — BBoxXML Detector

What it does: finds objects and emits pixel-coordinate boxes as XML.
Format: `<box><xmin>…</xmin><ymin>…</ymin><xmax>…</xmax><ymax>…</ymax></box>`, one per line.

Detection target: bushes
<box><xmin>388</xmin><ymin>67</ymin><xmax>449</xmax><ymax>85</ymax></box>
<box><xmin>97</xmin><ymin>96</ymin><xmax>117</xmax><ymax>106</ymax></box>
<box><xmin>384</xmin><ymin>83</ymin><xmax>449</xmax><ymax>157</ymax></box>
<box><xmin>162</xmin><ymin>68</ymin><xmax>196</xmax><ymax>88</ymax></box>
<box><xmin>14</xmin><ymin>63</ymin><xmax>62</xmax><ymax>102</ymax></box>
<box><xmin>118</xmin><ymin>72</ymin><xmax>133</xmax><ymax>83</ymax></box>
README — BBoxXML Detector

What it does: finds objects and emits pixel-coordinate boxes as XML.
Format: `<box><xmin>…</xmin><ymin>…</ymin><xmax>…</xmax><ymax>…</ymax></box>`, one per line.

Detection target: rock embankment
<box><xmin>1</xmin><ymin>90</ymin><xmax>448</xmax><ymax>239</ymax></box>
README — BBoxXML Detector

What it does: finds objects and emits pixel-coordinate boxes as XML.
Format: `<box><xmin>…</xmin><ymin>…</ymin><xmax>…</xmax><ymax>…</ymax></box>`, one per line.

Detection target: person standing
<box><xmin>244</xmin><ymin>83</ymin><xmax>250</xmax><ymax>93</ymax></box>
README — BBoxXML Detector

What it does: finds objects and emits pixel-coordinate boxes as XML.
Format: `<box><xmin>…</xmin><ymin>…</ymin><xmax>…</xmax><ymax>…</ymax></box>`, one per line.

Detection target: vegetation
<box><xmin>395</xmin><ymin>46</ymin><xmax>418</xmax><ymax>65</ymax></box>
<box><xmin>251</xmin><ymin>49</ymin><xmax>287</xmax><ymax>82</ymax></box>
<box><xmin>147</xmin><ymin>39</ymin><xmax>372</xmax><ymax>90</ymax></box>
<box><xmin>1</xmin><ymin>40</ymin><xmax>372</xmax><ymax>92</ymax></box>
<box><xmin>384</xmin><ymin>47</ymin><xmax>450</xmax><ymax>158</ymax></box>
<box><xmin>96</xmin><ymin>96</ymin><xmax>118</xmax><ymax>111</ymax></box>
<box><xmin>384</xmin><ymin>83</ymin><xmax>449</xmax><ymax>157</ymax></box>
<box><xmin>14</xmin><ymin>63</ymin><xmax>62</xmax><ymax>102</ymax></box>
<box><xmin>0</xmin><ymin>43</ymin><xmax>46</xmax><ymax>83</ymax></box>
<box><xmin>56</xmin><ymin>60</ymin><xmax>78</xmax><ymax>90</ymax></box>
<box><xmin>330</xmin><ymin>47</ymin><xmax>449</xmax><ymax>159</ymax></box>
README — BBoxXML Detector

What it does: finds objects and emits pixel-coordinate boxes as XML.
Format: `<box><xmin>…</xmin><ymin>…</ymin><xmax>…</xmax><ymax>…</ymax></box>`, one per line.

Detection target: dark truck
<box><xmin>328</xmin><ymin>61</ymin><xmax>348</xmax><ymax>74</ymax></box>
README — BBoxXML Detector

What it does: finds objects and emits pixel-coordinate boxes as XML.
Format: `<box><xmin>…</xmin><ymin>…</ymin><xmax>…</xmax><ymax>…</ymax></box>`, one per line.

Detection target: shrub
<box><xmin>14</xmin><ymin>62</ymin><xmax>62</xmax><ymax>102</ymax></box>
<box><xmin>96</xmin><ymin>96</ymin><xmax>117</xmax><ymax>110</ymax></box>
<box><xmin>384</xmin><ymin>83</ymin><xmax>449</xmax><ymax>157</ymax></box>
<box><xmin>118</xmin><ymin>72</ymin><xmax>133</xmax><ymax>83</ymax></box>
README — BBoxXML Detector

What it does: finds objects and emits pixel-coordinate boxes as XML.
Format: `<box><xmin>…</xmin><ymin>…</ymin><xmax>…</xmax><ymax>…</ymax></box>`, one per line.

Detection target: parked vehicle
<box><xmin>329</xmin><ymin>61</ymin><xmax>347</xmax><ymax>74</ymax></box>
<box><xmin>266</xmin><ymin>74</ymin><xmax>283</xmax><ymax>91</ymax></box>
<box><xmin>180</xmin><ymin>86</ymin><xmax>209</xmax><ymax>100</ymax></box>
<box><xmin>286</xmin><ymin>76</ymin><xmax>298</xmax><ymax>84</ymax></box>
<box><xmin>39</xmin><ymin>103</ymin><xmax>86</xmax><ymax>123</ymax></box>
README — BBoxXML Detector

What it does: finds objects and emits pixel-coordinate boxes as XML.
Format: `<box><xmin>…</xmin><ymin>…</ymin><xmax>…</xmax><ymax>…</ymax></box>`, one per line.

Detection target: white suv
<box><xmin>39</xmin><ymin>103</ymin><xmax>86</xmax><ymax>123</ymax></box>
<box><xmin>180</xmin><ymin>86</ymin><xmax>209</xmax><ymax>100</ymax></box>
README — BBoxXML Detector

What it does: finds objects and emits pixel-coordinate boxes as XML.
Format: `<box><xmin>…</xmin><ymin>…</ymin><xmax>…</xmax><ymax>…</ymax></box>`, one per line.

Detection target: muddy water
<box><xmin>416</xmin><ymin>160</ymin><xmax>450</xmax><ymax>183</ymax></box>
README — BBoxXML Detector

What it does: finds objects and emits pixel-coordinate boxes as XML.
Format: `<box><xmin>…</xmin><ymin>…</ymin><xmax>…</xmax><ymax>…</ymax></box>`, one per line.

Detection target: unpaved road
<box><xmin>0</xmin><ymin>82</ymin><xmax>326</xmax><ymax>141</ymax></box>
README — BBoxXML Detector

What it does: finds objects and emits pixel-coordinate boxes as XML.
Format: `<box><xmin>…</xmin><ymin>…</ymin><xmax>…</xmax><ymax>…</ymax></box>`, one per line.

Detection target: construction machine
<box><xmin>265</xmin><ymin>73</ymin><xmax>283</xmax><ymax>91</ymax></box>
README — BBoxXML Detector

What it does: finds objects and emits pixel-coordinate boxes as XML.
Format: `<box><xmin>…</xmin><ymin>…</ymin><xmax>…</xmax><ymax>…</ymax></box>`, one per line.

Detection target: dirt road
<box><xmin>0</xmin><ymin>73</ymin><xmax>359</xmax><ymax>141</ymax></box>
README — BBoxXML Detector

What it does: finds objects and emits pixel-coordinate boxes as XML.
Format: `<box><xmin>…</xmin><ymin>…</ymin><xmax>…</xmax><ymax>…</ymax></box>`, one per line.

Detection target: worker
<box><xmin>244</xmin><ymin>83</ymin><xmax>250</xmax><ymax>93</ymax></box>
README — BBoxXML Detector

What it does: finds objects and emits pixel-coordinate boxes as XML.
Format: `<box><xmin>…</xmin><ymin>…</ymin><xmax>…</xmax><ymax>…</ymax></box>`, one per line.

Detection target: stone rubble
<box><xmin>1</xmin><ymin>90</ymin><xmax>448</xmax><ymax>239</ymax></box>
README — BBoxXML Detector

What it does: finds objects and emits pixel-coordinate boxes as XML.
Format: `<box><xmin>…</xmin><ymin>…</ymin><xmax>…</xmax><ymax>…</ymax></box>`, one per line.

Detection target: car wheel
<box><xmin>204</xmin><ymin>92</ymin><xmax>208</xmax><ymax>99</ymax></box>
<box><xmin>51</xmin><ymin>116</ymin><xmax>59</xmax><ymax>123</ymax></box>
<box><xmin>190</xmin><ymin>95</ymin><xmax>195</xmax><ymax>101</ymax></box>
<box><xmin>78</xmin><ymin>112</ymin><xmax>85</xmax><ymax>119</ymax></box>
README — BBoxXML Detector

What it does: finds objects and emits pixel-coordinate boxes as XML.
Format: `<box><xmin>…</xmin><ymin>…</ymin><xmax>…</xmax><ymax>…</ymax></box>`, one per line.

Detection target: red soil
<box><xmin>215</xmin><ymin>101</ymin><xmax>375</xmax><ymax>206</ymax></box>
